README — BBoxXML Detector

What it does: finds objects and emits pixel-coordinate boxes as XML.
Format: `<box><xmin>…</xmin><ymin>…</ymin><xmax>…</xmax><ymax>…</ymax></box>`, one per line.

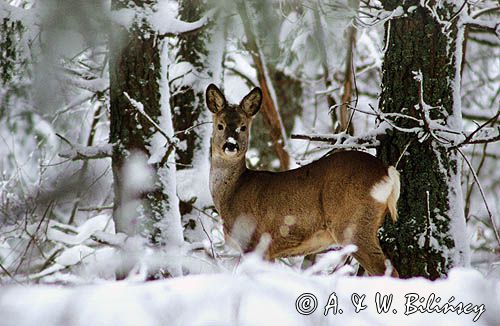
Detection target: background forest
<box><xmin>0</xmin><ymin>0</ymin><xmax>499</xmax><ymax>324</ymax></box>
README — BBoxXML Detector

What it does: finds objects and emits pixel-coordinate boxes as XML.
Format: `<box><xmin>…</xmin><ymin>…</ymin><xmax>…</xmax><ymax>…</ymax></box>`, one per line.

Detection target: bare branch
<box><xmin>78</xmin><ymin>205</ymin><xmax>114</xmax><ymax>212</ymax></box>
<box><xmin>451</xmin><ymin>110</ymin><xmax>500</xmax><ymax>149</ymax></box>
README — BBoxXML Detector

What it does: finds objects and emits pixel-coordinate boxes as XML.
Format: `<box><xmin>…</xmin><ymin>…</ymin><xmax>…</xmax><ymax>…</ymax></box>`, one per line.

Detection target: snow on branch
<box><xmin>451</xmin><ymin>111</ymin><xmax>500</xmax><ymax>149</ymax></box>
<box><xmin>471</xmin><ymin>6</ymin><xmax>500</xmax><ymax>19</ymax></box>
<box><xmin>57</xmin><ymin>133</ymin><xmax>112</xmax><ymax>161</ymax></box>
<box><xmin>292</xmin><ymin>72</ymin><xmax>499</xmax><ymax>151</ymax></box>
<box><xmin>112</xmin><ymin>4</ymin><xmax>216</xmax><ymax>38</ymax></box>
<box><xmin>462</xmin><ymin>16</ymin><xmax>500</xmax><ymax>35</ymax></box>
<box><xmin>123</xmin><ymin>92</ymin><xmax>177</xmax><ymax>148</ymax></box>
<box><xmin>355</xmin><ymin>5</ymin><xmax>404</xmax><ymax>28</ymax></box>
<box><xmin>291</xmin><ymin>128</ymin><xmax>384</xmax><ymax>149</ymax></box>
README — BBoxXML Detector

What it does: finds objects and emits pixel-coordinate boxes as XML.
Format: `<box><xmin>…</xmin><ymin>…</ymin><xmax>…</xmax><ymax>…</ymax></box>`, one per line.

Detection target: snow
<box><xmin>446</xmin><ymin>6</ymin><xmax>470</xmax><ymax>269</ymax></box>
<box><xmin>111</xmin><ymin>2</ymin><xmax>213</xmax><ymax>37</ymax></box>
<box><xmin>0</xmin><ymin>263</ymin><xmax>498</xmax><ymax>325</ymax></box>
<box><xmin>1</xmin><ymin>1</ymin><xmax>499</xmax><ymax>324</ymax></box>
<box><xmin>47</xmin><ymin>214</ymin><xmax>113</xmax><ymax>246</ymax></box>
<box><xmin>154</xmin><ymin>39</ymin><xmax>185</xmax><ymax>268</ymax></box>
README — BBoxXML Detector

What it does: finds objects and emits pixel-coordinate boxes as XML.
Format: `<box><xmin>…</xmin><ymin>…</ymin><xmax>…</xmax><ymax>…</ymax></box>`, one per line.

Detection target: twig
<box><xmin>394</xmin><ymin>139</ymin><xmax>414</xmax><ymax>169</ymax></box>
<box><xmin>78</xmin><ymin>205</ymin><xmax>114</xmax><ymax>212</ymax></box>
<box><xmin>451</xmin><ymin>110</ymin><xmax>500</xmax><ymax>149</ymax></box>
<box><xmin>424</xmin><ymin>190</ymin><xmax>431</xmax><ymax>250</ymax></box>
<box><xmin>0</xmin><ymin>262</ymin><xmax>23</xmax><ymax>285</ymax></box>
<box><xmin>198</xmin><ymin>216</ymin><xmax>216</xmax><ymax>259</ymax></box>
<box><xmin>124</xmin><ymin>92</ymin><xmax>176</xmax><ymax>146</ymax></box>
<box><xmin>174</xmin><ymin>121</ymin><xmax>212</xmax><ymax>136</ymax></box>
<box><xmin>456</xmin><ymin>147</ymin><xmax>500</xmax><ymax>247</ymax></box>
<box><xmin>59</xmin><ymin>144</ymin><xmax>113</xmax><ymax>161</ymax></box>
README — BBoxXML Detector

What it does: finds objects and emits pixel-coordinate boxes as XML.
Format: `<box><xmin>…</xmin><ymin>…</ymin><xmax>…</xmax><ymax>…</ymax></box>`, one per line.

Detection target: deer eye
<box><xmin>240</xmin><ymin>126</ymin><xmax>247</xmax><ymax>132</ymax></box>
<box><xmin>218</xmin><ymin>124</ymin><xmax>224</xmax><ymax>131</ymax></box>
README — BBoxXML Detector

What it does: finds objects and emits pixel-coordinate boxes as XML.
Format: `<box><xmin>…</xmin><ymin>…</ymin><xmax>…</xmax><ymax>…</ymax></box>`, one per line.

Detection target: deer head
<box><xmin>206</xmin><ymin>84</ymin><xmax>262</xmax><ymax>160</ymax></box>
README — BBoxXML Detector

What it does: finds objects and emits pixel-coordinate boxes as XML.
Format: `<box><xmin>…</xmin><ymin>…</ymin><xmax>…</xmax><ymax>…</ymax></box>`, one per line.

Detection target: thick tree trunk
<box><xmin>169</xmin><ymin>0</ymin><xmax>222</xmax><ymax>240</ymax></box>
<box><xmin>170</xmin><ymin>0</ymin><xmax>210</xmax><ymax>170</ymax></box>
<box><xmin>109</xmin><ymin>0</ymin><xmax>182</xmax><ymax>247</ymax></box>
<box><xmin>377</xmin><ymin>2</ymin><xmax>468</xmax><ymax>279</ymax></box>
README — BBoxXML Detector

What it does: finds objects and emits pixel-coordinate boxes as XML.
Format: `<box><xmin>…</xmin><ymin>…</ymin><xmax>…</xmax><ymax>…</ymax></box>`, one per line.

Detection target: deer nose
<box><xmin>223</xmin><ymin>137</ymin><xmax>239</xmax><ymax>155</ymax></box>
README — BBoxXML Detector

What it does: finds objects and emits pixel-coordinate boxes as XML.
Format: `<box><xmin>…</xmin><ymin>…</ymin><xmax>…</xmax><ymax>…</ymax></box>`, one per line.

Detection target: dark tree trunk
<box><xmin>377</xmin><ymin>2</ymin><xmax>468</xmax><ymax>279</ymax></box>
<box><xmin>109</xmin><ymin>0</ymin><xmax>180</xmax><ymax>246</ymax></box>
<box><xmin>170</xmin><ymin>0</ymin><xmax>210</xmax><ymax>170</ymax></box>
<box><xmin>169</xmin><ymin>0</ymin><xmax>222</xmax><ymax>238</ymax></box>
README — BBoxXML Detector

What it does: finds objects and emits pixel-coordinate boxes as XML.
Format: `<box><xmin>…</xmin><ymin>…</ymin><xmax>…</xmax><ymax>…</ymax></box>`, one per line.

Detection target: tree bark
<box><xmin>377</xmin><ymin>2</ymin><xmax>468</xmax><ymax>279</ymax></box>
<box><xmin>170</xmin><ymin>0</ymin><xmax>212</xmax><ymax>170</ymax></box>
<box><xmin>109</xmin><ymin>0</ymin><xmax>181</xmax><ymax>246</ymax></box>
<box><xmin>169</xmin><ymin>0</ymin><xmax>222</xmax><ymax>239</ymax></box>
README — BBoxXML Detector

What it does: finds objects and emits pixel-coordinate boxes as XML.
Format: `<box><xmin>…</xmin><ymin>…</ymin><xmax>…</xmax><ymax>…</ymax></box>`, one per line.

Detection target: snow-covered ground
<box><xmin>0</xmin><ymin>261</ymin><xmax>498</xmax><ymax>326</ymax></box>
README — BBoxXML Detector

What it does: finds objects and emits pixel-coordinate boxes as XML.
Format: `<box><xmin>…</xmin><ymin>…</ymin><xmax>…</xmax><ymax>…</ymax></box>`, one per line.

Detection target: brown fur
<box><xmin>206</xmin><ymin>84</ymin><xmax>400</xmax><ymax>277</ymax></box>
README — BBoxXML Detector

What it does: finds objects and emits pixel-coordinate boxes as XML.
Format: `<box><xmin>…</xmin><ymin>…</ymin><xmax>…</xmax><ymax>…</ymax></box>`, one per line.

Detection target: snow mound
<box><xmin>0</xmin><ymin>266</ymin><xmax>498</xmax><ymax>325</ymax></box>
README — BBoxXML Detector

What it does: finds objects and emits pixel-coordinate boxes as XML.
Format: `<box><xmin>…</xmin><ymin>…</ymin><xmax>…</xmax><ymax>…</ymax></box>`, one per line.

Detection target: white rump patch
<box><xmin>370</xmin><ymin>175</ymin><xmax>394</xmax><ymax>203</ymax></box>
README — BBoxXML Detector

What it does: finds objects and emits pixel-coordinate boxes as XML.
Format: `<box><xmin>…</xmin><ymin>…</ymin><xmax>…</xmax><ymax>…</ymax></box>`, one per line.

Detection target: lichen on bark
<box><xmin>377</xmin><ymin>3</ymin><xmax>464</xmax><ymax>279</ymax></box>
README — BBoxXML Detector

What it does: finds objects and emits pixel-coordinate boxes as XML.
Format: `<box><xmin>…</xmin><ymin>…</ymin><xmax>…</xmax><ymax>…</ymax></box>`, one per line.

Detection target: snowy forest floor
<box><xmin>0</xmin><ymin>258</ymin><xmax>499</xmax><ymax>325</ymax></box>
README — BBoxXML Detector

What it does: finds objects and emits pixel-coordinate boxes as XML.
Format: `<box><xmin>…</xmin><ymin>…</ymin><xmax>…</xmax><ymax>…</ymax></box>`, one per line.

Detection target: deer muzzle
<box><xmin>223</xmin><ymin>137</ymin><xmax>239</xmax><ymax>156</ymax></box>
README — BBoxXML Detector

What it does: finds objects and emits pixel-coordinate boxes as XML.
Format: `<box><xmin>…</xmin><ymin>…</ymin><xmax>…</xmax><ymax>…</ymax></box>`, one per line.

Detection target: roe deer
<box><xmin>206</xmin><ymin>84</ymin><xmax>400</xmax><ymax>277</ymax></box>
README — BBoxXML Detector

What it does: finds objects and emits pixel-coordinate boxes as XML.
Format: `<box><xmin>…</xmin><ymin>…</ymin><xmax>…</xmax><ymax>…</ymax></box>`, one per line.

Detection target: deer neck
<box><xmin>210</xmin><ymin>153</ymin><xmax>247</xmax><ymax>211</ymax></box>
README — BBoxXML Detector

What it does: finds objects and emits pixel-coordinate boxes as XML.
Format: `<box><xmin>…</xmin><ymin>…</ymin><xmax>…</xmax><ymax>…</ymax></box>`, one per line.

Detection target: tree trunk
<box><xmin>170</xmin><ymin>0</ymin><xmax>212</xmax><ymax>170</ymax></box>
<box><xmin>109</xmin><ymin>0</ymin><xmax>183</xmax><ymax>249</ymax></box>
<box><xmin>169</xmin><ymin>0</ymin><xmax>222</xmax><ymax>239</ymax></box>
<box><xmin>377</xmin><ymin>2</ymin><xmax>468</xmax><ymax>279</ymax></box>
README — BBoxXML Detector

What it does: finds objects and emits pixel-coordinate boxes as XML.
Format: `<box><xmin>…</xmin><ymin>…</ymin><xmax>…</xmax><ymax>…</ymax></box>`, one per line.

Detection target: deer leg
<box><xmin>352</xmin><ymin>235</ymin><xmax>399</xmax><ymax>277</ymax></box>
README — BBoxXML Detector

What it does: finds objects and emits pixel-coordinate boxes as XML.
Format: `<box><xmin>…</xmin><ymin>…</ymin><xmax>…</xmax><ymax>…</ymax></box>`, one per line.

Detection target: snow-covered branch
<box><xmin>463</xmin><ymin>17</ymin><xmax>500</xmax><ymax>35</ymax></box>
<box><xmin>291</xmin><ymin>129</ymin><xmax>383</xmax><ymax>149</ymax></box>
<box><xmin>123</xmin><ymin>92</ymin><xmax>177</xmax><ymax>148</ymax></box>
<box><xmin>58</xmin><ymin>145</ymin><xmax>112</xmax><ymax>161</ymax></box>
<box><xmin>112</xmin><ymin>4</ymin><xmax>216</xmax><ymax>38</ymax></box>
<box><xmin>57</xmin><ymin>133</ymin><xmax>113</xmax><ymax>161</ymax></box>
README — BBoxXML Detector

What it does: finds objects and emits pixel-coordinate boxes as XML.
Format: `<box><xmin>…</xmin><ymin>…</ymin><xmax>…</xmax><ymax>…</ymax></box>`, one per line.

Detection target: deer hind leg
<box><xmin>349</xmin><ymin>207</ymin><xmax>399</xmax><ymax>277</ymax></box>
<box><xmin>351</xmin><ymin>240</ymin><xmax>398</xmax><ymax>277</ymax></box>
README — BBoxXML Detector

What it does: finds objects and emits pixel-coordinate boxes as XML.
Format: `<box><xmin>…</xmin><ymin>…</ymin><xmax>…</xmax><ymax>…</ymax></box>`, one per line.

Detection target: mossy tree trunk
<box><xmin>377</xmin><ymin>1</ymin><xmax>468</xmax><ymax>279</ymax></box>
<box><xmin>109</xmin><ymin>0</ymin><xmax>181</xmax><ymax>247</ymax></box>
<box><xmin>170</xmin><ymin>0</ymin><xmax>211</xmax><ymax>169</ymax></box>
<box><xmin>169</xmin><ymin>0</ymin><xmax>221</xmax><ymax>237</ymax></box>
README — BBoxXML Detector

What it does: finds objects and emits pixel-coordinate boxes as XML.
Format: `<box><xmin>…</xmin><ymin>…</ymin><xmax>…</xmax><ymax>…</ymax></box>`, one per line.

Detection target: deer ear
<box><xmin>240</xmin><ymin>87</ymin><xmax>262</xmax><ymax>116</ymax></box>
<box><xmin>206</xmin><ymin>84</ymin><xmax>226</xmax><ymax>113</ymax></box>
